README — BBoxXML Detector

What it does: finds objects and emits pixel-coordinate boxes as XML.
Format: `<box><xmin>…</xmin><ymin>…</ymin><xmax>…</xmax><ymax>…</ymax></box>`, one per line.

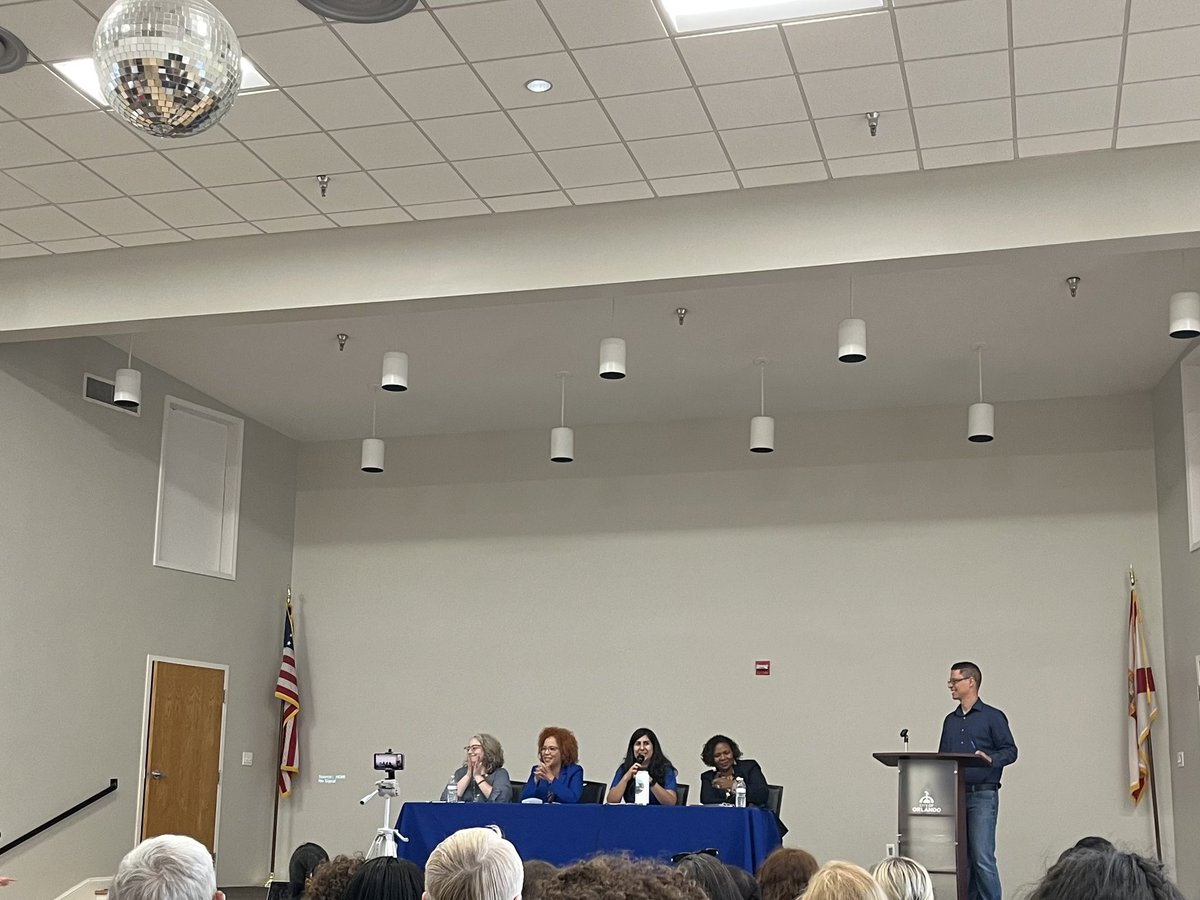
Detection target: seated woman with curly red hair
<box><xmin>520</xmin><ymin>726</ymin><xmax>584</xmax><ymax>803</ymax></box>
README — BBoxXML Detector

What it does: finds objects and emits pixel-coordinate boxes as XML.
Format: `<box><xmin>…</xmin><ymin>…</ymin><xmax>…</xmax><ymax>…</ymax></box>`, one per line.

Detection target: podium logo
<box><xmin>911</xmin><ymin>790</ymin><xmax>942</xmax><ymax>814</ymax></box>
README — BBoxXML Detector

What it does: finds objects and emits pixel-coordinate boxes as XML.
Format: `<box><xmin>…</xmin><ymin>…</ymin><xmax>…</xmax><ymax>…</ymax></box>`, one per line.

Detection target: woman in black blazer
<box><xmin>698</xmin><ymin>734</ymin><xmax>769</xmax><ymax>806</ymax></box>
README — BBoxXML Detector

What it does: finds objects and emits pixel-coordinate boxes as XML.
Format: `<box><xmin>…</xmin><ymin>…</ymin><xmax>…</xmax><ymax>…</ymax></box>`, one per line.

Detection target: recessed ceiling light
<box><xmin>656</xmin><ymin>0</ymin><xmax>884</xmax><ymax>33</ymax></box>
<box><xmin>525</xmin><ymin>78</ymin><xmax>553</xmax><ymax>93</ymax></box>
<box><xmin>52</xmin><ymin>56</ymin><xmax>272</xmax><ymax>107</ymax></box>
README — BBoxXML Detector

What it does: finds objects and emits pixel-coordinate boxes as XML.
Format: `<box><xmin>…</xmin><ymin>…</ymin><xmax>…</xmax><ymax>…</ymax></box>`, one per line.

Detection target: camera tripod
<box><xmin>360</xmin><ymin>776</ymin><xmax>409</xmax><ymax>858</ymax></box>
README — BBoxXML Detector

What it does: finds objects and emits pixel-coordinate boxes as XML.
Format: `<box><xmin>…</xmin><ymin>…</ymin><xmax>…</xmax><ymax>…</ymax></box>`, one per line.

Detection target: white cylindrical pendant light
<box><xmin>550</xmin><ymin>426</ymin><xmax>574</xmax><ymax>463</ymax></box>
<box><xmin>113</xmin><ymin>367</ymin><xmax>141</xmax><ymax>409</ymax></box>
<box><xmin>968</xmin><ymin>402</ymin><xmax>994</xmax><ymax>443</ymax></box>
<box><xmin>599</xmin><ymin>336</ymin><xmax>626</xmax><ymax>379</ymax></box>
<box><xmin>749</xmin><ymin>358</ymin><xmax>775</xmax><ymax>453</ymax></box>
<box><xmin>838</xmin><ymin>317</ymin><xmax>867</xmax><ymax>363</ymax></box>
<box><xmin>550</xmin><ymin>372</ymin><xmax>574</xmax><ymax>462</ymax></box>
<box><xmin>1169</xmin><ymin>291</ymin><xmax>1200</xmax><ymax>339</ymax></box>
<box><xmin>750</xmin><ymin>415</ymin><xmax>775</xmax><ymax>453</ymax></box>
<box><xmin>361</xmin><ymin>437</ymin><xmax>385</xmax><ymax>473</ymax></box>
<box><xmin>381</xmin><ymin>351</ymin><xmax>409</xmax><ymax>391</ymax></box>
<box><xmin>967</xmin><ymin>343</ymin><xmax>994</xmax><ymax>443</ymax></box>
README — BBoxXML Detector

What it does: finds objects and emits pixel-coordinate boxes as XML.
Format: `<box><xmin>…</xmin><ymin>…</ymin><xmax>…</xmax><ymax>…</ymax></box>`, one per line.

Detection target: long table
<box><xmin>395</xmin><ymin>802</ymin><xmax>781</xmax><ymax>872</ymax></box>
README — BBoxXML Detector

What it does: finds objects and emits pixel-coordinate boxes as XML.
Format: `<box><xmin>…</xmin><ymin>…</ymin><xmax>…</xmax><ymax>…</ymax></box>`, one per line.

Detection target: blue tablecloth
<box><xmin>395</xmin><ymin>802</ymin><xmax>781</xmax><ymax>871</ymax></box>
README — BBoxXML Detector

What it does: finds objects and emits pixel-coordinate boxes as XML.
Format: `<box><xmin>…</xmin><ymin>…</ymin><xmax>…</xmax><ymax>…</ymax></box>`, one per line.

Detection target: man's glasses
<box><xmin>947</xmin><ymin>677</ymin><xmax>969</xmax><ymax>686</ymax></box>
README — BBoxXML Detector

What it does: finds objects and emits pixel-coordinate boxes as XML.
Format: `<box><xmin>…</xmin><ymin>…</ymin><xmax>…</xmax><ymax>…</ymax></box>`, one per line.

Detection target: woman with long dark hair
<box><xmin>606</xmin><ymin>727</ymin><xmax>678</xmax><ymax>805</ymax></box>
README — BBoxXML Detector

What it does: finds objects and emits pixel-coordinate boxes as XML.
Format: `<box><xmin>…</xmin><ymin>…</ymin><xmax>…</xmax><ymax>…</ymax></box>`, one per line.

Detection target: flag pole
<box><xmin>1131</xmin><ymin>567</ymin><xmax>1163</xmax><ymax>862</ymax></box>
<box><xmin>266</xmin><ymin>587</ymin><xmax>290</xmax><ymax>888</ymax></box>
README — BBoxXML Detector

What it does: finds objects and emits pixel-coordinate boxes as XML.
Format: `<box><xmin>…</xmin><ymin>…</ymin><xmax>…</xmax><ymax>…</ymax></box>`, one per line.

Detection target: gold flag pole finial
<box><xmin>1129</xmin><ymin>566</ymin><xmax>1136</xmax><ymax>588</ymax></box>
<box><xmin>286</xmin><ymin>584</ymin><xmax>292</xmax><ymax>605</ymax></box>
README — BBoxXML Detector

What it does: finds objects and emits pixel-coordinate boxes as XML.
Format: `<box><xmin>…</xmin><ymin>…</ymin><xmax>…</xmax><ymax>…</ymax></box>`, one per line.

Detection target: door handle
<box><xmin>150</xmin><ymin>770</ymin><xmax>167</xmax><ymax>780</ymax></box>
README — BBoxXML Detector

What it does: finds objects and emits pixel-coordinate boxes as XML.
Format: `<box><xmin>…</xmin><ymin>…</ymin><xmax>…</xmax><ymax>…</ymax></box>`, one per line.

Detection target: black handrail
<box><xmin>0</xmin><ymin>778</ymin><xmax>119</xmax><ymax>858</ymax></box>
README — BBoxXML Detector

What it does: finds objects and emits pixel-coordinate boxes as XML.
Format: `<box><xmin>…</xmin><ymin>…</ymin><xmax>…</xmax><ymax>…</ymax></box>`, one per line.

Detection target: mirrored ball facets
<box><xmin>93</xmin><ymin>0</ymin><xmax>242</xmax><ymax>138</ymax></box>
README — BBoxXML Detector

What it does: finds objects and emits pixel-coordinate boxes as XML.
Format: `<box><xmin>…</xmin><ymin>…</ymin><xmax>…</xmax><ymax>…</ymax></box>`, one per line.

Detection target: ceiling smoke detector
<box><xmin>295</xmin><ymin>0</ymin><xmax>419</xmax><ymax>22</ymax></box>
<box><xmin>0</xmin><ymin>27</ymin><xmax>29</xmax><ymax>75</ymax></box>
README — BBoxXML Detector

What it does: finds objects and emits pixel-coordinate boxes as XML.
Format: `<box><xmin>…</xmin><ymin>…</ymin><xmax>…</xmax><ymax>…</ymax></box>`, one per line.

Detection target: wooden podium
<box><xmin>872</xmin><ymin>752</ymin><xmax>986</xmax><ymax>900</ymax></box>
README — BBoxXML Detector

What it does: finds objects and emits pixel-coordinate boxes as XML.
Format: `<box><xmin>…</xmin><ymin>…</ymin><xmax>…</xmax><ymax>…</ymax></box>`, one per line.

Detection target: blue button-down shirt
<box><xmin>938</xmin><ymin>698</ymin><xmax>1018</xmax><ymax>786</ymax></box>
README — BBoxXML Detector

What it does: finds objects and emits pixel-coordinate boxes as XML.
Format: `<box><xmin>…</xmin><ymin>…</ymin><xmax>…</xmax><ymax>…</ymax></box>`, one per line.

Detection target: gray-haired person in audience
<box><xmin>1029</xmin><ymin>848</ymin><xmax>1185</xmax><ymax>900</ymax></box>
<box><xmin>425</xmin><ymin>826</ymin><xmax>524</xmax><ymax>900</ymax></box>
<box><xmin>673</xmin><ymin>852</ymin><xmax>742</xmax><ymax>900</ymax></box>
<box><xmin>110</xmin><ymin>834</ymin><xmax>222</xmax><ymax>900</ymax></box>
<box><xmin>870</xmin><ymin>858</ymin><xmax>934</xmax><ymax>900</ymax></box>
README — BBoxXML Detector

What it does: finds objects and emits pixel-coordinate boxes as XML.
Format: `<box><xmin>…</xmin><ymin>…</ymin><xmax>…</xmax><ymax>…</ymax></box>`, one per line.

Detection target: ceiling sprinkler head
<box><xmin>676</xmin><ymin>307</ymin><xmax>688</xmax><ymax>325</ymax></box>
<box><xmin>866</xmin><ymin>111</ymin><xmax>879</xmax><ymax>137</ymax></box>
<box><xmin>336</xmin><ymin>332</ymin><xmax>348</xmax><ymax>351</ymax></box>
<box><xmin>1066</xmin><ymin>275</ymin><xmax>1080</xmax><ymax>298</ymax></box>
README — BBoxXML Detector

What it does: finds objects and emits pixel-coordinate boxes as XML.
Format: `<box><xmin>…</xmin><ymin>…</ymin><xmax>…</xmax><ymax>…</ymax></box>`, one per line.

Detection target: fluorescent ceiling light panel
<box><xmin>52</xmin><ymin>57</ymin><xmax>272</xmax><ymax>106</ymax></box>
<box><xmin>658</xmin><ymin>0</ymin><xmax>884</xmax><ymax>33</ymax></box>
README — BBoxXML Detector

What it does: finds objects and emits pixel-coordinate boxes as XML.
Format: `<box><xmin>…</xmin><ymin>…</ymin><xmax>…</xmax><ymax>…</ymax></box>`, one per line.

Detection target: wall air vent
<box><xmin>294</xmin><ymin>0</ymin><xmax>419</xmax><ymax>23</ymax></box>
<box><xmin>83</xmin><ymin>373</ymin><xmax>140</xmax><ymax>417</ymax></box>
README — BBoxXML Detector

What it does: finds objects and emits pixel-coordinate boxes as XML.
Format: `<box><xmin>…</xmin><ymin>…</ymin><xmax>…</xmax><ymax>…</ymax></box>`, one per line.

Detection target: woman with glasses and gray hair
<box><xmin>448</xmin><ymin>733</ymin><xmax>513</xmax><ymax>802</ymax></box>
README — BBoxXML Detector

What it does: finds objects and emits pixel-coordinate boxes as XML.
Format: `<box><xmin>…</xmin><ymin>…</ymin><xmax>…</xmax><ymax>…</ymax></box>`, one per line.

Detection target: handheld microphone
<box><xmin>900</xmin><ymin>728</ymin><xmax>909</xmax><ymax>749</ymax></box>
<box><xmin>635</xmin><ymin>753</ymin><xmax>646</xmax><ymax>765</ymax></box>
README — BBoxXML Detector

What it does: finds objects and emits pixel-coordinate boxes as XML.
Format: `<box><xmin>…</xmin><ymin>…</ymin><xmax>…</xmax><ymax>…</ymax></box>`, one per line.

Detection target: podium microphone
<box><xmin>900</xmin><ymin>729</ymin><xmax>909</xmax><ymax>750</ymax></box>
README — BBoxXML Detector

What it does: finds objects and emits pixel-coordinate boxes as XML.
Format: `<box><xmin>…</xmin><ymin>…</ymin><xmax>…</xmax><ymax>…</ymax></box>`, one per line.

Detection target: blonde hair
<box><xmin>803</xmin><ymin>862</ymin><xmax>888</xmax><ymax>900</ymax></box>
<box><xmin>426</xmin><ymin>827</ymin><xmax>523</xmax><ymax>900</ymax></box>
<box><xmin>870</xmin><ymin>858</ymin><xmax>934</xmax><ymax>900</ymax></box>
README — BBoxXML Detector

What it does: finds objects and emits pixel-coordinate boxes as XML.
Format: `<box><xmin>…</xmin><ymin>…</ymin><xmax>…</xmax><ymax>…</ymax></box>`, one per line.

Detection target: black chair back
<box><xmin>580</xmin><ymin>780</ymin><xmax>606</xmax><ymax>804</ymax></box>
<box><xmin>675</xmin><ymin>783</ymin><xmax>690</xmax><ymax>806</ymax></box>
<box><xmin>765</xmin><ymin>784</ymin><xmax>783</xmax><ymax>816</ymax></box>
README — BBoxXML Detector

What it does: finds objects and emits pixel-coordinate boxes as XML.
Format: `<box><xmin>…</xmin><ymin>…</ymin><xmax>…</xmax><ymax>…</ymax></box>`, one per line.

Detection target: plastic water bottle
<box><xmin>633</xmin><ymin>770</ymin><xmax>651</xmax><ymax>805</ymax></box>
<box><xmin>734</xmin><ymin>777</ymin><xmax>747</xmax><ymax>808</ymax></box>
<box><xmin>446</xmin><ymin>779</ymin><xmax>459</xmax><ymax>802</ymax></box>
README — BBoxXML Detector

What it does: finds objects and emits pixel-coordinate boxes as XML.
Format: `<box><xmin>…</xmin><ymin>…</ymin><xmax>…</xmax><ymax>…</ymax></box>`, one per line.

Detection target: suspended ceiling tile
<box><xmin>371</xmin><ymin>162</ymin><xmax>475</xmax><ymax>205</ymax></box>
<box><xmin>135</xmin><ymin>190</ymin><xmax>243</xmax><ymax>228</ymax></box>
<box><xmin>783</xmin><ymin>11</ymin><xmax>898</xmax><ymax>74</ymax></box>
<box><xmin>0</xmin><ymin>171</ymin><xmax>49</xmax><ymax>209</ymax></box>
<box><xmin>485</xmin><ymin>190</ymin><xmax>571</xmax><ymax>212</ymax></box>
<box><xmin>699</xmin><ymin>77</ymin><xmax>807</xmax><ymax>131</ymax></box>
<box><xmin>334</xmin><ymin>12</ymin><xmax>464</xmax><ymax>74</ymax></box>
<box><xmin>219</xmin><ymin>91</ymin><xmax>321</xmax><ymax>141</ymax></box>
<box><xmin>0</xmin><ymin>242</ymin><xmax>51</xmax><ymax>258</ymax></box>
<box><xmin>1016</xmin><ymin>86</ymin><xmax>1118</xmax><ymax>137</ymax></box>
<box><xmin>59</xmin><ymin>197</ymin><xmax>169</xmax><ymax>234</ymax></box>
<box><xmin>574</xmin><ymin>41</ymin><xmax>691</xmax><ymax>98</ymax></box>
<box><xmin>540</xmin><ymin>143</ymin><xmax>643</xmax><ymax>188</ymax></box>
<box><xmin>1119</xmin><ymin>76</ymin><xmax>1200</xmax><ymax>127</ymax></box>
<box><xmin>913</xmin><ymin>98</ymin><xmax>1013</xmax><ymax>148</ymax></box>
<box><xmin>904</xmin><ymin>52</ymin><xmax>1011</xmax><ymax>108</ymax></box>
<box><xmin>0</xmin><ymin>122</ymin><xmax>70</xmax><ymax>168</ymax></box>
<box><xmin>1017</xmin><ymin>130</ymin><xmax>1112</xmax><ymax>157</ymax></box>
<box><xmin>921</xmin><ymin>141</ymin><xmax>1013</xmax><ymax>170</ymax></box>
<box><xmin>676</xmin><ymin>27</ymin><xmax>794</xmax><ymax>86</ymax></box>
<box><xmin>420</xmin><ymin>112</ymin><xmax>529</xmax><ymax>161</ymax></box>
<box><xmin>254</xmin><ymin>215</ymin><xmax>335</xmax><ymax>233</ymax></box>
<box><xmin>210</xmin><ymin>181</ymin><xmax>320</xmax><ymax>220</ymax></box>
<box><xmin>290</xmin><ymin>172</ymin><xmax>396</xmax><ymax>214</ymax></box>
<box><xmin>112</xmin><ymin>230</ymin><xmax>191</xmax><ymax>247</ymax></box>
<box><xmin>540</xmin><ymin>0</ymin><xmax>667</xmax><ymax>48</ymax></box>
<box><xmin>330</xmin><ymin>123</ymin><xmax>443</xmax><ymax>170</ymax></box>
<box><xmin>379</xmin><ymin>65</ymin><xmax>498</xmax><ymax>120</ymax></box>
<box><xmin>801</xmin><ymin>63</ymin><xmax>907</xmax><ymax>119</ymax></box>
<box><xmin>1117</xmin><ymin>119</ymin><xmax>1200</xmax><ymax>149</ymax></box>
<box><xmin>509</xmin><ymin>100</ymin><xmax>619</xmax><ymax>151</ymax></box>
<box><xmin>0</xmin><ymin>1</ymin><xmax>101</xmax><ymax>61</ymax></box>
<box><xmin>406</xmin><ymin>198</ymin><xmax>490</xmax><ymax>219</ymax></box>
<box><xmin>0</xmin><ymin>65</ymin><xmax>97</xmax><ymax>119</ymax></box>
<box><xmin>719</xmin><ymin>121</ymin><xmax>820</xmax><ymax>169</ymax></box>
<box><xmin>182</xmin><ymin>222</ymin><xmax>263</xmax><ymax>240</ymax></box>
<box><xmin>455</xmin><ymin>153</ymin><xmax>558</xmax><ymax>197</ymax></box>
<box><xmin>814</xmin><ymin>110</ymin><xmax>915</xmax><ymax>158</ymax></box>
<box><xmin>247</xmin><ymin>133</ymin><xmax>360</xmax><ymax>179</ymax></box>
<box><xmin>896</xmin><ymin>0</ymin><xmax>1008</xmax><ymax>60</ymax></box>
<box><xmin>26</xmin><ymin>111</ymin><xmax>148</xmax><ymax>159</ymax></box>
<box><xmin>434</xmin><ymin>0</ymin><xmax>564</xmax><ymax>62</ymax></box>
<box><xmin>0</xmin><ymin>204</ymin><xmax>96</xmax><ymax>241</ymax></box>
<box><xmin>603</xmin><ymin>88</ymin><xmax>712</xmax><ymax>141</ymax></box>
<box><xmin>241</xmin><ymin>27</ymin><xmax>368</xmax><ymax>87</ymax></box>
<box><xmin>651</xmin><ymin>171</ymin><xmax>739</xmax><ymax>196</ymax></box>
<box><xmin>627</xmin><ymin>132</ymin><xmax>729</xmax><ymax>179</ymax></box>
<box><xmin>1010</xmin><ymin>0</ymin><xmax>1127</xmax><ymax>46</ymax></box>
<box><xmin>828</xmin><ymin>150</ymin><xmax>918</xmax><ymax>178</ymax></box>
<box><xmin>1015</xmin><ymin>37</ymin><xmax>1124</xmax><ymax>96</ymax></box>
<box><xmin>161</xmin><ymin>143</ymin><xmax>277</xmax><ymax>187</ymax></box>
<box><xmin>286</xmin><ymin>79</ymin><xmax>408</xmax><ymax>132</ymax></box>
<box><xmin>474</xmin><ymin>53</ymin><xmax>594</xmax><ymax>109</ymax></box>
<box><xmin>209</xmin><ymin>0</ymin><xmax>323</xmax><ymax>36</ymax></box>
<box><xmin>1128</xmin><ymin>0</ymin><xmax>1200</xmax><ymax>31</ymax></box>
<box><xmin>42</xmin><ymin>235</ymin><xmax>119</xmax><ymax>253</ymax></box>
<box><xmin>84</xmin><ymin>153</ymin><xmax>200</xmax><ymax>195</ymax></box>
<box><xmin>566</xmin><ymin>181</ymin><xmax>654</xmax><ymax>204</ymax></box>
<box><xmin>328</xmin><ymin>207</ymin><xmax>414</xmax><ymax>227</ymax></box>
<box><xmin>1124</xmin><ymin>27</ymin><xmax>1200</xmax><ymax>84</ymax></box>
<box><xmin>737</xmin><ymin>161</ymin><xmax>828</xmax><ymax>188</ymax></box>
<box><xmin>8</xmin><ymin>161</ymin><xmax>122</xmax><ymax>203</ymax></box>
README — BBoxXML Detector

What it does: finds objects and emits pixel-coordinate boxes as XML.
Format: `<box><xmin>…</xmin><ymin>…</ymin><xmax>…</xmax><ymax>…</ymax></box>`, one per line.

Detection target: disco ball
<box><xmin>93</xmin><ymin>0</ymin><xmax>243</xmax><ymax>138</ymax></box>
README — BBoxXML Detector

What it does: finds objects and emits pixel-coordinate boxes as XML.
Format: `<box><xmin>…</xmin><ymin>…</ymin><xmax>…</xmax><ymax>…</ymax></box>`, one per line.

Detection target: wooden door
<box><xmin>141</xmin><ymin>660</ymin><xmax>226</xmax><ymax>854</ymax></box>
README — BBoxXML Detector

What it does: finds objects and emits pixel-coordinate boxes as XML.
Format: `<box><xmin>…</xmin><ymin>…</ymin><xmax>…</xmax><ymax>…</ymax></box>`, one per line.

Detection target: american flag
<box><xmin>275</xmin><ymin>602</ymin><xmax>300</xmax><ymax>797</ymax></box>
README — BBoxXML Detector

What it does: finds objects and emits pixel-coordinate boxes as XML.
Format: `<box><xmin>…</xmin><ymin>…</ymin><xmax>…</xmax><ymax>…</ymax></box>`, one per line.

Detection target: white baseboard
<box><xmin>52</xmin><ymin>876</ymin><xmax>111</xmax><ymax>900</ymax></box>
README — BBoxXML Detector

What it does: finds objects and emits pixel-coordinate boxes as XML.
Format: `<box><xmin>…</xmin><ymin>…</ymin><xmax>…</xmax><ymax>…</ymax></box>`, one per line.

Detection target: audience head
<box><xmin>344</xmin><ymin>857</ymin><xmax>424</xmax><ymax>900</ymax></box>
<box><xmin>870</xmin><ymin>858</ymin><xmax>933</xmax><ymax>900</ymax></box>
<box><xmin>538</xmin><ymin>727</ymin><xmax>580</xmax><ymax>767</ymax></box>
<box><xmin>803</xmin><ymin>861</ymin><xmax>887</xmax><ymax>900</ymax></box>
<box><xmin>522</xmin><ymin>861</ymin><xmax>558</xmax><ymax>900</ymax></box>
<box><xmin>425</xmin><ymin>826</ymin><xmax>523</xmax><ymax>900</ymax></box>
<box><xmin>289</xmin><ymin>842</ymin><xmax>329</xmax><ymax>897</ymax></box>
<box><xmin>701</xmin><ymin>736</ymin><xmax>743</xmax><ymax>770</ymax></box>
<box><xmin>465</xmin><ymin>734</ymin><xmax>504</xmax><ymax>777</ymax></box>
<box><xmin>1055</xmin><ymin>836</ymin><xmax>1117</xmax><ymax>864</ymax></box>
<box><xmin>723</xmin><ymin>865</ymin><xmax>760</xmax><ymax>900</ymax></box>
<box><xmin>303</xmin><ymin>854</ymin><xmax>364</xmax><ymax>900</ymax></box>
<box><xmin>110</xmin><ymin>834</ymin><xmax>221</xmax><ymax>900</ymax></box>
<box><xmin>540</xmin><ymin>855</ymin><xmax>706</xmax><ymax>900</ymax></box>
<box><xmin>1030</xmin><ymin>848</ymin><xmax>1184</xmax><ymax>900</ymax></box>
<box><xmin>673</xmin><ymin>852</ymin><xmax>742</xmax><ymax>900</ymax></box>
<box><xmin>756</xmin><ymin>847</ymin><xmax>819</xmax><ymax>900</ymax></box>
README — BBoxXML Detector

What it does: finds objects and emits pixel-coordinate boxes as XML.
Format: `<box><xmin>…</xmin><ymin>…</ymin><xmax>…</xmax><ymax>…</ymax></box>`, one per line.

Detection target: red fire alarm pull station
<box><xmin>755</xmin><ymin>660</ymin><xmax>771</xmax><ymax>676</ymax></box>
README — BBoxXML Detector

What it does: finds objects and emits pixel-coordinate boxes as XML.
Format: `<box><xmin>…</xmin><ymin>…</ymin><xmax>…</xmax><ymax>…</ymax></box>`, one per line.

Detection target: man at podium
<box><xmin>938</xmin><ymin>661</ymin><xmax>1018</xmax><ymax>900</ymax></box>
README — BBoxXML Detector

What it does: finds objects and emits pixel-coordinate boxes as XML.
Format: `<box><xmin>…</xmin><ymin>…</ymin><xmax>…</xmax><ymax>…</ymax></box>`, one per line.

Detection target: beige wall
<box><xmin>1152</xmin><ymin>359</ymin><xmax>1200</xmax><ymax>899</ymax></box>
<box><xmin>0</xmin><ymin>338</ymin><xmax>298</xmax><ymax>898</ymax></box>
<box><xmin>283</xmin><ymin>393</ymin><xmax>1174</xmax><ymax>892</ymax></box>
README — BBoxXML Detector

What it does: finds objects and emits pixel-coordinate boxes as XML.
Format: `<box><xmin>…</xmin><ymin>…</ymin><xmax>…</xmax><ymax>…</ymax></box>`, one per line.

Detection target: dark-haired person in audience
<box><xmin>724</xmin><ymin>865</ymin><xmax>760</xmax><ymax>900</ymax></box>
<box><xmin>521</xmin><ymin>727</ymin><xmax>584</xmax><ymax>803</ymax></box>
<box><xmin>804</xmin><ymin>862</ymin><xmax>887</xmax><ymax>900</ymax></box>
<box><xmin>288</xmin><ymin>842</ymin><xmax>328</xmax><ymax>898</ymax></box>
<box><xmin>1055</xmin><ymin>835</ymin><xmax>1116</xmax><ymax>864</ymax></box>
<box><xmin>938</xmin><ymin>661</ymin><xmax>1017</xmax><ymax>900</ymax></box>
<box><xmin>756</xmin><ymin>847</ymin><xmax>818</xmax><ymax>900</ymax></box>
<box><xmin>540</xmin><ymin>856</ymin><xmax>706</xmax><ymax>900</ymax></box>
<box><xmin>425</xmin><ymin>826</ymin><xmax>524</xmax><ymax>900</ymax></box>
<box><xmin>344</xmin><ymin>856</ymin><xmax>424</xmax><ymax>900</ymax></box>
<box><xmin>522</xmin><ymin>861</ymin><xmax>559</xmax><ymax>900</ymax></box>
<box><xmin>1029</xmin><ymin>848</ymin><xmax>1185</xmax><ymax>900</ymax></box>
<box><xmin>871</xmin><ymin>857</ymin><xmax>933</xmax><ymax>900</ymax></box>
<box><xmin>451</xmin><ymin>733</ymin><xmax>513</xmax><ymax>802</ymax></box>
<box><xmin>607</xmin><ymin>727</ymin><xmax>678</xmax><ymax>805</ymax></box>
<box><xmin>303</xmin><ymin>854</ymin><xmax>363</xmax><ymax>900</ymax></box>
<box><xmin>698</xmin><ymin>736</ymin><xmax>768</xmax><ymax>806</ymax></box>
<box><xmin>674</xmin><ymin>852</ymin><xmax>742</xmax><ymax>900</ymax></box>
